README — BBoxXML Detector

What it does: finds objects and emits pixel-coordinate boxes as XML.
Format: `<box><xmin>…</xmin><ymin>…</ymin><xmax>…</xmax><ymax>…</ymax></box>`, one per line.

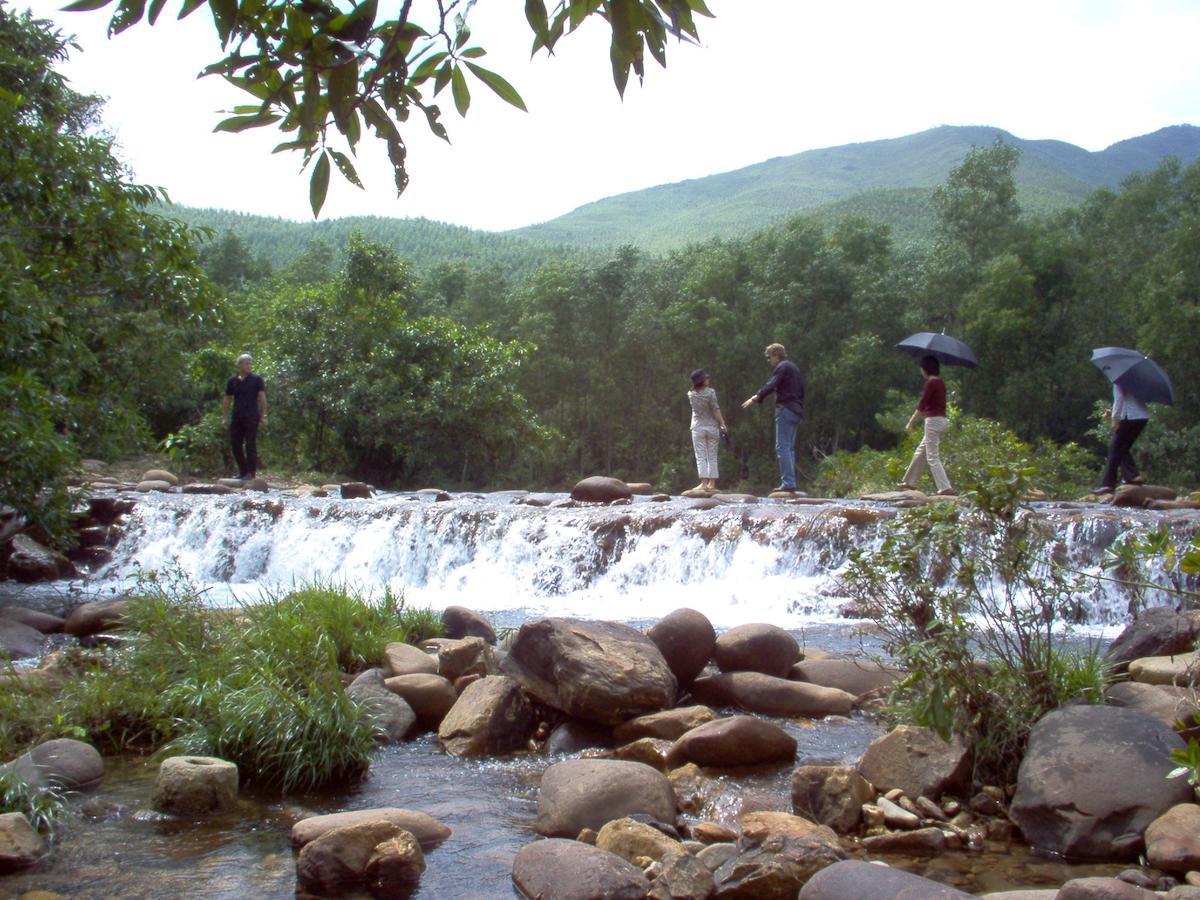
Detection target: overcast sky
<box><xmin>19</xmin><ymin>0</ymin><xmax>1200</xmax><ymax>230</ymax></box>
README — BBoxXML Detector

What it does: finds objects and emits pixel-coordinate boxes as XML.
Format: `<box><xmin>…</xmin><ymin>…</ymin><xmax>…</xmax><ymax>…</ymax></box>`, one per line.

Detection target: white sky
<box><xmin>18</xmin><ymin>0</ymin><xmax>1200</xmax><ymax>230</ymax></box>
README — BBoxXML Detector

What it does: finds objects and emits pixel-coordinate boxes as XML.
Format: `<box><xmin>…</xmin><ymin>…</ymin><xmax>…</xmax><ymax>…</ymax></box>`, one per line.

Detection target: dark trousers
<box><xmin>1100</xmin><ymin>418</ymin><xmax>1146</xmax><ymax>489</ymax></box>
<box><xmin>230</xmin><ymin>418</ymin><xmax>259</xmax><ymax>478</ymax></box>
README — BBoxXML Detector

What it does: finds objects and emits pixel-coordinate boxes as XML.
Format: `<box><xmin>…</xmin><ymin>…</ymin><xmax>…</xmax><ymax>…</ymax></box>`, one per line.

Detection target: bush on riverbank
<box><xmin>0</xmin><ymin>576</ymin><xmax>442</xmax><ymax>791</ymax></box>
<box><xmin>842</xmin><ymin>464</ymin><xmax>1110</xmax><ymax>784</ymax></box>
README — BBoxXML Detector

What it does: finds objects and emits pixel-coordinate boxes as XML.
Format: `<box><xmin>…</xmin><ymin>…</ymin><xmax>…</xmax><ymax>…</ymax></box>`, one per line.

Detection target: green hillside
<box><xmin>510</xmin><ymin>124</ymin><xmax>1200</xmax><ymax>251</ymax></box>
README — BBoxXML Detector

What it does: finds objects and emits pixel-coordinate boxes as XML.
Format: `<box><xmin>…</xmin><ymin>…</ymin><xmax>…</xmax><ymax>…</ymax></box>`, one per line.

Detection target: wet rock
<box><xmin>698</xmin><ymin>842</ymin><xmax>738</xmax><ymax>872</ymax></box>
<box><xmin>614</xmin><ymin>706</ymin><xmax>717</xmax><ymax>744</ymax></box>
<box><xmin>690</xmin><ymin>671</ymin><xmax>854</xmax><ymax>717</ymax></box>
<box><xmin>651</xmin><ymin>851</ymin><xmax>717</xmax><ymax>900</ymax></box>
<box><xmin>0</xmin><ymin>618</ymin><xmax>44</xmax><ymax>660</ymax></box>
<box><xmin>648</xmin><ymin>607</ymin><xmax>717</xmax><ymax>686</ymax></box>
<box><xmin>152</xmin><ymin>756</ymin><xmax>238</xmax><ymax>816</ymax></box>
<box><xmin>1010</xmin><ymin>705</ymin><xmax>1192</xmax><ymax>860</ymax></box>
<box><xmin>596</xmin><ymin>816</ymin><xmax>686</xmax><ymax>864</ymax></box>
<box><xmin>670</xmin><ymin>763</ymin><xmax>722</xmax><ymax>815</ymax></box>
<box><xmin>789</xmin><ymin>658</ymin><xmax>901</xmax><ymax>697</ymax></box>
<box><xmin>134</xmin><ymin>479</ymin><xmax>175</xmax><ymax>493</ymax></box>
<box><xmin>339</xmin><ymin>482</ymin><xmax>373</xmax><ymax>499</ymax></box>
<box><xmin>512</xmin><ymin>838</ymin><xmax>650</xmax><ymax>900</ymax></box>
<box><xmin>1106</xmin><ymin>607</ymin><xmax>1200</xmax><ymax>674</ymax></box>
<box><xmin>7</xmin><ymin>534</ymin><xmax>76</xmax><ymax>582</ymax></box>
<box><xmin>416</xmin><ymin>488</ymin><xmax>452</xmax><ymax>502</ymax></box>
<box><xmin>716</xmin><ymin>493</ymin><xmax>761</xmax><ymax>504</ymax></box>
<box><xmin>1130</xmin><ymin>651</ymin><xmax>1199</xmax><ymax>687</ymax></box>
<box><xmin>612</xmin><ymin>737</ymin><xmax>673</xmax><ymax>770</ymax></box>
<box><xmin>290</xmin><ymin>808</ymin><xmax>451</xmax><ymax>851</ymax></box>
<box><xmin>440</xmin><ymin>605</ymin><xmax>498</xmax><ymax>644</ymax></box>
<box><xmin>63</xmin><ymin>598</ymin><xmax>130</xmax><ymax>637</ymax></box>
<box><xmin>713</xmin><ymin>623</ymin><xmax>801</xmax><ymax>677</ymax></box>
<box><xmin>2</xmin><ymin>738</ymin><xmax>103</xmax><ymax>791</ymax></box>
<box><xmin>1146</xmin><ymin>804</ymin><xmax>1200</xmax><ymax>873</ymax></box>
<box><xmin>790</xmin><ymin>765</ymin><xmax>875</xmax><ymax>833</ymax></box>
<box><xmin>571</xmin><ymin>476</ymin><xmax>633</xmax><ymax>503</ymax></box>
<box><xmin>799</xmin><ymin>858</ymin><xmax>975</xmax><ymax>899</ymax></box>
<box><xmin>437</xmin><ymin>675</ymin><xmax>534</xmax><ymax>757</ymax></box>
<box><xmin>347</xmin><ymin>668</ymin><xmax>417</xmax><ymax>742</ymax></box>
<box><xmin>383</xmin><ymin>673</ymin><xmax>458</xmax><ymax>726</ymax></box>
<box><xmin>693</xmin><ymin>822</ymin><xmax>737</xmax><ymax>844</ymax></box>
<box><xmin>1106</xmin><ymin>682</ymin><xmax>1199</xmax><ymax>732</ymax></box>
<box><xmin>1055</xmin><ymin>876</ymin><xmax>1159</xmax><ymax>898</ymax></box>
<box><xmin>535</xmin><ymin>758</ymin><xmax>676</xmax><ymax>837</ymax></box>
<box><xmin>0</xmin><ymin>812</ymin><xmax>48</xmax><ymax>873</ymax></box>
<box><xmin>545</xmin><ymin>719</ymin><xmax>613</xmax><ymax>756</ymax></box>
<box><xmin>142</xmin><ymin>469</ymin><xmax>179</xmax><ymax>485</ymax></box>
<box><xmin>712</xmin><ymin>814</ymin><xmax>844</xmax><ymax>898</ymax></box>
<box><xmin>421</xmin><ymin>635</ymin><xmax>494</xmax><ymax>681</ymax></box>
<box><xmin>181</xmin><ymin>482</ymin><xmax>234</xmax><ymax>495</ymax></box>
<box><xmin>861</xmin><ymin>825</ymin><xmax>946</xmax><ymax>854</ymax></box>
<box><xmin>382</xmin><ymin>641</ymin><xmax>439</xmax><ymax>677</ymax></box>
<box><xmin>856</xmin><ymin>725</ymin><xmax>969</xmax><ymax>799</ymax></box>
<box><xmin>667</xmin><ymin>715</ymin><xmax>796</xmax><ymax>768</ymax></box>
<box><xmin>1113</xmin><ymin>484</ymin><xmax>1177</xmax><ymax>507</ymax></box>
<box><xmin>876</xmin><ymin>795</ymin><xmax>921</xmax><ymax>829</ymax></box>
<box><xmin>860</xmin><ymin>489</ymin><xmax>927</xmax><ymax>503</ymax></box>
<box><xmin>296</xmin><ymin>820</ymin><xmax>424</xmax><ymax>895</ymax></box>
<box><xmin>501</xmin><ymin>618</ymin><xmax>677</xmax><ymax>725</ymax></box>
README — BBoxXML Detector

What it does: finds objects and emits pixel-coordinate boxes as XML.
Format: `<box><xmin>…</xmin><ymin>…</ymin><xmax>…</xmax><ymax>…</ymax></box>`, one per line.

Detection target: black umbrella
<box><xmin>1090</xmin><ymin>347</ymin><xmax>1174</xmax><ymax>406</ymax></box>
<box><xmin>895</xmin><ymin>332</ymin><xmax>979</xmax><ymax>368</ymax></box>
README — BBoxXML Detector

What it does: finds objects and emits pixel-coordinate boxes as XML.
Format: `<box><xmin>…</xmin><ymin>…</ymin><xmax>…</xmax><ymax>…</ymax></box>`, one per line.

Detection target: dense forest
<box><xmin>3</xmin><ymin>8</ymin><xmax>1198</xmax><ymax>540</ymax></box>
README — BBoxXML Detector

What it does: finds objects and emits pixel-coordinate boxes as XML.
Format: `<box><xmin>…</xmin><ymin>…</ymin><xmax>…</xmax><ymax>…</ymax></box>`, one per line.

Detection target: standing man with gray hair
<box><xmin>222</xmin><ymin>352</ymin><xmax>267</xmax><ymax>480</ymax></box>
<box><xmin>742</xmin><ymin>342</ymin><xmax>805</xmax><ymax>494</ymax></box>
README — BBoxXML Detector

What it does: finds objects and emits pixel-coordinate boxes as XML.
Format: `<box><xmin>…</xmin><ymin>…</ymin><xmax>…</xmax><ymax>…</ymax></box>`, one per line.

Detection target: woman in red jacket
<box><xmin>898</xmin><ymin>356</ymin><xmax>955</xmax><ymax>496</ymax></box>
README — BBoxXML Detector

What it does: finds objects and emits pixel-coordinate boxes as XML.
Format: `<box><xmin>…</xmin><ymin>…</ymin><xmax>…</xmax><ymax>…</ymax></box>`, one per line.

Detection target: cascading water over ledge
<box><xmin>87</xmin><ymin>491</ymin><xmax>1200</xmax><ymax>630</ymax></box>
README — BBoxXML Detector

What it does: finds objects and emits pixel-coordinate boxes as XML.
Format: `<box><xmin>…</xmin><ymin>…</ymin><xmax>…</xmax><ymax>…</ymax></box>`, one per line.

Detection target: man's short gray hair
<box><xmin>236</xmin><ymin>353</ymin><xmax>253</xmax><ymax>364</ymax></box>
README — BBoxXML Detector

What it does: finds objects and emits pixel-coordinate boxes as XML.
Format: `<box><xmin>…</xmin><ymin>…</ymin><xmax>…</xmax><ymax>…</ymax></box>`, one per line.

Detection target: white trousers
<box><xmin>691</xmin><ymin>426</ymin><xmax>720</xmax><ymax>479</ymax></box>
<box><xmin>903</xmin><ymin>416</ymin><xmax>951</xmax><ymax>492</ymax></box>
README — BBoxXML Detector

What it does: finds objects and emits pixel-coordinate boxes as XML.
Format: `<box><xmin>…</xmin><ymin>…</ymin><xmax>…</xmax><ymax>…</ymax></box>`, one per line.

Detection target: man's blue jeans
<box><xmin>774</xmin><ymin>407</ymin><xmax>802</xmax><ymax>489</ymax></box>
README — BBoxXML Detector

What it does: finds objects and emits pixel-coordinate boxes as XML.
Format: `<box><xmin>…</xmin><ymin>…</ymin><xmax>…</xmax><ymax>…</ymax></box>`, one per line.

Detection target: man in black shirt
<box><xmin>222</xmin><ymin>353</ymin><xmax>267</xmax><ymax>479</ymax></box>
<box><xmin>742</xmin><ymin>342</ymin><xmax>805</xmax><ymax>493</ymax></box>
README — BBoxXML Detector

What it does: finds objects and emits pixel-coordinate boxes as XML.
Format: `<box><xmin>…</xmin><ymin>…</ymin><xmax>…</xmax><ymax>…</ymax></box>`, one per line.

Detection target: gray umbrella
<box><xmin>895</xmin><ymin>332</ymin><xmax>979</xmax><ymax>368</ymax></box>
<box><xmin>1090</xmin><ymin>347</ymin><xmax>1174</xmax><ymax>405</ymax></box>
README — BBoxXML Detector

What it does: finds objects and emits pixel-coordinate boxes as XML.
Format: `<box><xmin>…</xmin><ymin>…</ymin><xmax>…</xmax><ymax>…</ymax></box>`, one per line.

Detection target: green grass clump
<box><xmin>0</xmin><ymin>769</ymin><xmax>66</xmax><ymax>833</ymax></box>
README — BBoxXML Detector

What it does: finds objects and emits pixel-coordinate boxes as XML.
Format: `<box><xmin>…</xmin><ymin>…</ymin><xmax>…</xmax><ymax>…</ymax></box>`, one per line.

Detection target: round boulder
<box><xmin>1009</xmin><ymin>705</ymin><xmax>1193</xmax><ymax>859</ymax></box>
<box><xmin>7</xmin><ymin>534</ymin><xmax>76</xmax><ymax>583</ymax></box>
<box><xmin>340</xmin><ymin>482</ymin><xmax>373</xmax><ymax>499</ymax></box>
<box><xmin>713</xmin><ymin>623</ymin><xmax>801</xmax><ymax>677</ymax></box>
<box><xmin>1104</xmin><ymin>607</ymin><xmax>1200</xmax><ymax>674</ymax></box>
<box><xmin>440</xmin><ymin>605</ymin><xmax>498</xmax><ymax>644</ymax></box>
<box><xmin>570</xmin><ymin>476</ymin><xmax>633</xmax><ymax>503</ymax></box>
<box><xmin>512</xmin><ymin>838</ymin><xmax>649</xmax><ymax>900</ymax></box>
<box><xmin>0</xmin><ymin>812</ymin><xmax>48</xmax><ymax>874</ymax></box>
<box><xmin>790</xmin><ymin>658</ymin><xmax>901</xmax><ymax>697</ymax></box>
<box><xmin>0</xmin><ymin>618</ymin><xmax>44</xmax><ymax>661</ymax></box>
<box><xmin>535</xmin><ymin>758</ymin><xmax>676</xmax><ymax>837</ymax></box>
<box><xmin>595</xmin><ymin>816</ymin><xmax>686</xmax><ymax>864</ymax></box>
<box><xmin>291</xmin><ymin>808</ymin><xmax>451</xmax><ymax>851</ymax></box>
<box><xmin>142</xmin><ymin>468</ymin><xmax>179</xmax><ymax>485</ymax></box>
<box><xmin>0</xmin><ymin>606</ymin><xmax>65</xmax><ymax>634</ymax></box>
<box><xmin>1144</xmin><ymin>803</ymin><xmax>1200</xmax><ymax>873</ymax></box>
<box><xmin>791</xmin><ymin>765</ymin><xmax>876</xmax><ymax>834</ymax></box>
<box><xmin>383</xmin><ymin>673</ymin><xmax>458</xmax><ymax>726</ymax></box>
<box><xmin>799</xmin><ymin>859</ymin><xmax>975</xmax><ymax>899</ymax></box>
<box><xmin>152</xmin><ymin>756</ymin><xmax>238</xmax><ymax>816</ymax></box>
<box><xmin>690</xmin><ymin>671</ymin><xmax>854</xmax><ymax>717</ymax></box>
<box><xmin>383</xmin><ymin>641</ymin><xmax>439</xmax><ymax>677</ymax></box>
<box><xmin>347</xmin><ymin>668</ymin><xmax>417</xmax><ymax>743</ymax></box>
<box><xmin>667</xmin><ymin>715</ymin><xmax>797</xmax><ymax>768</ymax></box>
<box><xmin>544</xmin><ymin>719</ymin><xmax>613</xmax><ymax>756</ymax></box>
<box><xmin>856</xmin><ymin>725</ymin><xmax>969</xmax><ymax>799</ymax></box>
<box><xmin>3</xmin><ymin>738</ymin><xmax>104</xmax><ymax>791</ymax></box>
<box><xmin>647</xmin><ymin>607</ymin><xmax>717</xmax><ymax>687</ymax></box>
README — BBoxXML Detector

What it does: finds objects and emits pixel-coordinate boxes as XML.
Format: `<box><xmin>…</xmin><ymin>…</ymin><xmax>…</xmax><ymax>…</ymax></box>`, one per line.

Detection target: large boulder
<box><xmin>2</xmin><ymin>738</ymin><xmax>104</xmax><ymax>791</ymax></box>
<box><xmin>647</xmin><ymin>607</ymin><xmax>717</xmax><ymax>686</ymax></box>
<box><xmin>512</xmin><ymin>838</ymin><xmax>649</xmax><ymax>900</ymax></box>
<box><xmin>384</xmin><ymin>673</ymin><xmax>458</xmax><ymax>726</ymax></box>
<box><xmin>1105</xmin><ymin>682</ymin><xmax>1199</xmax><ymax>731</ymax></box>
<box><xmin>613</xmin><ymin>705</ymin><xmax>717</xmax><ymax>744</ymax></box>
<box><xmin>0</xmin><ymin>812</ymin><xmax>48</xmax><ymax>873</ymax></box>
<box><xmin>535</xmin><ymin>758</ymin><xmax>676</xmax><ymax>837</ymax></box>
<box><xmin>690</xmin><ymin>671</ymin><xmax>854</xmax><ymax>717</ymax></box>
<box><xmin>383</xmin><ymin>641</ymin><xmax>439</xmax><ymax>677</ymax></box>
<box><xmin>295</xmin><ymin>820</ymin><xmax>424</xmax><ymax>896</ymax></box>
<box><xmin>142</xmin><ymin>468</ymin><xmax>179</xmax><ymax>485</ymax></box>
<box><xmin>856</xmin><ymin>725</ymin><xmax>969</xmax><ymax>799</ymax></box>
<box><xmin>1129</xmin><ymin>651</ymin><xmax>1200</xmax><ymax>687</ymax></box>
<box><xmin>1104</xmin><ymin>607</ymin><xmax>1200</xmax><ymax>674</ymax></box>
<box><xmin>1112</xmin><ymin>484</ymin><xmax>1176</xmax><ymax>507</ymax></box>
<box><xmin>711</xmin><ymin>811</ymin><xmax>844</xmax><ymax>899</ymax></box>
<box><xmin>437</xmin><ymin>675</ymin><xmax>534</xmax><ymax>757</ymax></box>
<box><xmin>347</xmin><ymin>669</ymin><xmax>417</xmax><ymax>742</ymax></box>
<box><xmin>63</xmin><ymin>598</ymin><xmax>131</xmax><ymax>637</ymax></box>
<box><xmin>1009</xmin><ymin>705</ymin><xmax>1193</xmax><ymax>859</ymax></box>
<box><xmin>570</xmin><ymin>476</ymin><xmax>633</xmax><ymax>503</ymax></box>
<box><xmin>799</xmin><ymin>859</ymin><xmax>975</xmax><ymax>899</ymax></box>
<box><xmin>421</xmin><ymin>636</ymin><xmax>494</xmax><ymax>681</ymax></box>
<box><xmin>0</xmin><ymin>618</ymin><xmax>44</xmax><ymax>660</ymax></box>
<box><xmin>152</xmin><ymin>756</ymin><xmax>238</xmax><ymax>816</ymax></box>
<box><xmin>1144</xmin><ymin>803</ymin><xmax>1200</xmax><ymax>873</ymax></box>
<box><xmin>791</xmin><ymin>765</ymin><xmax>875</xmax><ymax>833</ymax></box>
<box><xmin>713</xmin><ymin>624</ymin><xmax>801</xmax><ymax>677</ymax></box>
<box><xmin>790</xmin><ymin>658</ymin><xmax>901</xmax><ymax>697</ymax></box>
<box><xmin>440</xmin><ymin>605</ymin><xmax>497</xmax><ymax>644</ymax></box>
<box><xmin>7</xmin><ymin>534</ymin><xmax>75</xmax><ymax>582</ymax></box>
<box><xmin>667</xmin><ymin>716</ymin><xmax>796</xmax><ymax>768</ymax></box>
<box><xmin>291</xmin><ymin>808</ymin><xmax>451</xmax><ymax>851</ymax></box>
<box><xmin>501</xmin><ymin>618</ymin><xmax>676</xmax><ymax>724</ymax></box>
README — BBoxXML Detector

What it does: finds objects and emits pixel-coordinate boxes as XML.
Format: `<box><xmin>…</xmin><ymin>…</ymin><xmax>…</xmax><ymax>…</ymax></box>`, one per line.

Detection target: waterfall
<box><xmin>88</xmin><ymin>492</ymin><xmax>1198</xmax><ymax>631</ymax></box>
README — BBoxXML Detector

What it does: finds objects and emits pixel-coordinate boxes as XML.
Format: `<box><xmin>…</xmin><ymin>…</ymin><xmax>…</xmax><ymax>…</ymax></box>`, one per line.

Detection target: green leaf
<box><xmin>411</xmin><ymin>51</ymin><xmax>449</xmax><ymax>82</ymax></box>
<box><xmin>450</xmin><ymin>66</ymin><xmax>470</xmax><ymax>116</ymax></box>
<box><xmin>331</xmin><ymin>150</ymin><xmax>363</xmax><ymax>189</ymax></box>
<box><xmin>213</xmin><ymin>112</ymin><xmax>281</xmax><ymax>133</ymax></box>
<box><xmin>459</xmin><ymin>46</ymin><xmax>485</xmax><ymax>58</ymax></box>
<box><xmin>309</xmin><ymin>152</ymin><xmax>331</xmax><ymax>217</ymax></box>
<box><xmin>462</xmin><ymin>61</ymin><xmax>526</xmax><ymax>112</ymax></box>
<box><xmin>177</xmin><ymin>0</ymin><xmax>207</xmax><ymax>18</ymax></box>
<box><xmin>525</xmin><ymin>0</ymin><xmax>549</xmax><ymax>44</ymax></box>
<box><xmin>272</xmin><ymin>139</ymin><xmax>314</xmax><ymax>154</ymax></box>
<box><xmin>61</xmin><ymin>0</ymin><xmax>116</xmax><ymax>11</ymax></box>
<box><xmin>146</xmin><ymin>0</ymin><xmax>167</xmax><ymax>24</ymax></box>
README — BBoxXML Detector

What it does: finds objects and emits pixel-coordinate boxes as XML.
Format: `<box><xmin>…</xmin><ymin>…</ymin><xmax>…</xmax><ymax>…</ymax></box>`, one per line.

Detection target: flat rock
<box><xmin>437</xmin><ymin>675</ymin><xmax>534</xmax><ymax>757</ymax></box>
<box><xmin>0</xmin><ymin>618</ymin><xmax>45</xmax><ymax>660</ymax></box>
<box><xmin>1054</xmin><ymin>876</ymin><xmax>1159</xmax><ymax>898</ymax></box>
<box><xmin>383</xmin><ymin>641</ymin><xmax>439</xmax><ymax>677</ymax></box>
<box><xmin>291</xmin><ymin>808</ymin><xmax>451</xmax><ymax>851</ymax></box>
<box><xmin>512</xmin><ymin>838</ymin><xmax>649</xmax><ymax>900</ymax></box>
<box><xmin>647</xmin><ymin>607</ymin><xmax>716</xmax><ymax>686</ymax></box>
<box><xmin>1106</xmin><ymin>681</ymin><xmax>1199</xmax><ymax>731</ymax></box>
<box><xmin>0</xmin><ymin>606</ymin><xmax>64</xmax><ymax>634</ymax></box>
<box><xmin>790</xmin><ymin>658</ymin><xmax>901</xmax><ymax>696</ymax></box>
<box><xmin>535</xmin><ymin>758</ymin><xmax>676</xmax><ymax>837</ymax></box>
<box><xmin>134</xmin><ymin>479</ymin><xmax>175</xmax><ymax>493</ymax></box>
<box><xmin>7</xmin><ymin>534</ymin><xmax>76</xmax><ymax>582</ymax></box>
<box><xmin>691</xmin><ymin>671</ymin><xmax>854</xmax><ymax>717</ymax></box>
<box><xmin>383</xmin><ymin>673</ymin><xmax>458</xmax><ymax>726</ymax></box>
<box><xmin>861</xmin><ymin>825</ymin><xmax>947</xmax><ymax>855</ymax></box>
<box><xmin>856</xmin><ymin>725</ymin><xmax>969</xmax><ymax>799</ymax></box>
<box><xmin>800</xmin><ymin>859</ymin><xmax>975</xmax><ymax>899</ymax></box>
<box><xmin>181</xmin><ymin>483</ymin><xmax>235</xmax><ymax>495</ymax></box>
<box><xmin>1113</xmin><ymin>484</ymin><xmax>1177</xmax><ymax>507</ymax></box>
<box><xmin>595</xmin><ymin>816</ymin><xmax>686</xmax><ymax>864</ymax></box>
<box><xmin>667</xmin><ymin>715</ymin><xmax>796</xmax><ymax>768</ymax></box>
<box><xmin>1129</xmin><ymin>651</ymin><xmax>1199</xmax><ymax>687</ymax></box>
<box><xmin>571</xmin><ymin>476</ymin><xmax>633</xmax><ymax>503</ymax></box>
<box><xmin>613</xmin><ymin>706</ymin><xmax>717</xmax><ymax>744</ymax></box>
<box><xmin>1009</xmin><ymin>705</ymin><xmax>1192</xmax><ymax>859</ymax></box>
<box><xmin>713</xmin><ymin>623</ymin><xmax>800</xmax><ymax>677</ymax></box>
<box><xmin>142</xmin><ymin>469</ymin><xmax>179</xmax><ymax>485</ymax></box>
<box><xmin>860</xmin><ymin>490</ymin><xmax>927</xmax><ymax>503</ymax></box>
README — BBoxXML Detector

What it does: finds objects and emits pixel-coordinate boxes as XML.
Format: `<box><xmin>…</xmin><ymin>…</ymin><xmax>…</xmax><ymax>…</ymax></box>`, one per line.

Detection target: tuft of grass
<box><xmin>0</xmin><ymin>769</ymin><xmax>67</xmax><ymax>833</ymax></box>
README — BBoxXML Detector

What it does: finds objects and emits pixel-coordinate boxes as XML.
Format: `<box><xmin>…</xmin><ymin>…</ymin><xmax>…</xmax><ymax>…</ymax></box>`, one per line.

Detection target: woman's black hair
<box><xmin>920</xmin><ymin>355</ymin><xmax>940</xmax><ymax>376</ymax></box>
<box><xmin>689</xmin><ymin>368</ymin><xmax>708</xmax><ymax>388</ymax></box>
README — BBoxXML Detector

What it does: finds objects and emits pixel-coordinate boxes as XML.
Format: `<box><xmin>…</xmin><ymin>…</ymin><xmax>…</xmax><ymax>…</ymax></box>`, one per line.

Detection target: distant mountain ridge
<box><xmin>507</xmin><ymin>124</ymin><xmax>1200</xmax><ymax>250</ymax></box>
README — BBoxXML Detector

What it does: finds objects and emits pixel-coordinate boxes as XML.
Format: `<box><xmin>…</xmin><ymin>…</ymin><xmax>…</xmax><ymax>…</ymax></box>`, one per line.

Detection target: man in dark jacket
<box><xmin>222</xmin><ymin>352</ymin><xmax>267</xmax><ymax>480</ymax></box>
<box><xmin>742</xmin><ymin>342</ymin><xmax>805</xmax><ymax>493</ymax></box>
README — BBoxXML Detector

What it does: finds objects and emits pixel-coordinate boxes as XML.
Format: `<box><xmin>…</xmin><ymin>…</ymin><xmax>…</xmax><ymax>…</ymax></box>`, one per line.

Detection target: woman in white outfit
<box><xmin>688</xmin><ymin>369</ymin><xmax>728</xmax><ymax>492</ymax></box>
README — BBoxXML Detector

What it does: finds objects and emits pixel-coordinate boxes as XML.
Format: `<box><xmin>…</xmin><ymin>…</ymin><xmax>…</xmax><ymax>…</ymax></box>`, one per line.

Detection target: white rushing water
<box><xmin>83</xmin><ymin>491</ymin><xmax>1199</xmax><ymax>631</ymax></box>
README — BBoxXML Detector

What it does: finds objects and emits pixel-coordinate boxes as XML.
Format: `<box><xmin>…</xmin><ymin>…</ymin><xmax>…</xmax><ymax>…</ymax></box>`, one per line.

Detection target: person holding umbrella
<box><xmin>1090</xmin><ymin>347</ymin><xmax>1172</xmax><ymax>495</ymax></box>
<box><xmin>898</xmin><ymin>355</ymin><xmax>955</xmax><ymax>496</ymax></box>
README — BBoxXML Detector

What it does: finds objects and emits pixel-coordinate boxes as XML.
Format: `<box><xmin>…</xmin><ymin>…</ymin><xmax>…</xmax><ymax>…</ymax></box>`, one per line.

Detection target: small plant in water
<box><xmin>0</xmin><ymin>769</ymin><xmax>66</xmax><ymax>833</ymax></box>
